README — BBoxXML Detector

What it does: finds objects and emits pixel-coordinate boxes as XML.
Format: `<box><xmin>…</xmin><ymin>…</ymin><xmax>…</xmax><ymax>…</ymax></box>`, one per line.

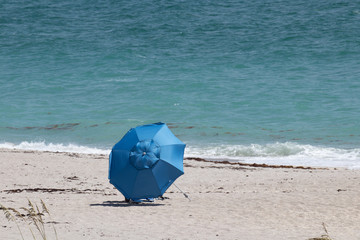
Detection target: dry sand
<box><xmin>1</xmin><ymin>148</ymin><xmax>360</xmax><ymax>240</ymax></box>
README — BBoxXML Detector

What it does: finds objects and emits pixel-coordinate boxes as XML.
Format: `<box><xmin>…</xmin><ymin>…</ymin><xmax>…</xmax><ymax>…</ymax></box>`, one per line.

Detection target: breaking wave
<box><xmin>0</xmin><ymin>141</ymin><xmax>109</xmax><ymax>155</ymax></box>
<box><xmin>185</xmin><ymin>142</ymin><xmax>360</xmax><ymax>169</ymax></box>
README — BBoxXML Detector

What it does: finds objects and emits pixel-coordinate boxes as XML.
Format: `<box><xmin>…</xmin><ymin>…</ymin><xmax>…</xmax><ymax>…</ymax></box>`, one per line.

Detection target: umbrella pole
<box><xmin>173</xmin><ymin>183</ymin><xmax>191</xmax><ymax>201</ymax></box>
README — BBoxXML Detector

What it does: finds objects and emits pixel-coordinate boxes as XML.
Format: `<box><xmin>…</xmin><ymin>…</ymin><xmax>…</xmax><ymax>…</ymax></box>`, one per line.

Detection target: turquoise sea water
<box><xmin>1</xmin><ymin>0</ymin><xmax>360</xmax><ymax>167</ymax></box>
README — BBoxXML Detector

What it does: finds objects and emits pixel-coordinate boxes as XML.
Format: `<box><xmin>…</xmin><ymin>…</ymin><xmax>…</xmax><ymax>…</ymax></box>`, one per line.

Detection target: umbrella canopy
<box><xmin>109</xmin><ymin>122</ymin><xmax>185</xmax><ymax>201</ymax></box>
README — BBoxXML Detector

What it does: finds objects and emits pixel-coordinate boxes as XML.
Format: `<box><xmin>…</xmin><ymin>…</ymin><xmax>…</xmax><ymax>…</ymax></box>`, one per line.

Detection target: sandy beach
<box><xmin>1</xmin><ymin>148</ymin><xmax>360</xmax><ymax>240</ymax></box>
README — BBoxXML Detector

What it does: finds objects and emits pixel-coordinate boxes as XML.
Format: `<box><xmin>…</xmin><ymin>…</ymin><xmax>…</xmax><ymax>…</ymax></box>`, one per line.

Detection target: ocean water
<box><xmin>1</xmin><ymin>0</ymin><xmax>360</xmax><ymax>168</ymax></box>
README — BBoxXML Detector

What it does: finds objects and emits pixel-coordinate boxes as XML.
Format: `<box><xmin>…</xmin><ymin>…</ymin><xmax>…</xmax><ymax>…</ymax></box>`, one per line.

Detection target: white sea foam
<box><xmin>185</xmin><ymin>142</ymin><xmax>360</xmax><ymax>169</ymax></box>
<box><xmin>0</xmin><ymin>141</ymin><xmax>109</xmax><ymax>155</ymax></box>
<box><xmin>1</xmin><ymin>141</ymin><xmax>360</xmax><ymax>169</ymax></box>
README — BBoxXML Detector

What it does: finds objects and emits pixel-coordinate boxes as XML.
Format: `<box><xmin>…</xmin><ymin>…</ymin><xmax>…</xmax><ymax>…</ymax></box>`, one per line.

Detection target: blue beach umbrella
<box><xmin>109</xmin><ymin>122</ymin><xmax>185</xmax><ymax>201</ymax></box>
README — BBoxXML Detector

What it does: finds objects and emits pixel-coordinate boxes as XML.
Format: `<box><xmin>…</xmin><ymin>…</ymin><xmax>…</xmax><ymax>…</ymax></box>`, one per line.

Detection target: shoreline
<box><xmin>1</xmin><ymin>149</ymin><xmax>360</xmax><ymax>239</ymax></box>
<box><xmin>184</xmin><ymin>157</ymin><xmax>325</xmax><ymax>170</ymax></box>
<box><xmin>0</xmin><ymin>146</ymin><xmax>348</xmax><ymax>170</ymax></box>
<box><xmin>2</xmin><ymin>141</ymin><xmax>360</xmax><ymax>169</ymax></box>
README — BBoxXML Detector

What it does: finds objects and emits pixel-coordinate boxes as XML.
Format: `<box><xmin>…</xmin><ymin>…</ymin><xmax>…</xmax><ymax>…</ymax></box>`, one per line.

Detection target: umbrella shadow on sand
<box><xmin>90</xmin><ymin>201</ymin><xmax>165</xmax><ymax>207</ymax></box>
